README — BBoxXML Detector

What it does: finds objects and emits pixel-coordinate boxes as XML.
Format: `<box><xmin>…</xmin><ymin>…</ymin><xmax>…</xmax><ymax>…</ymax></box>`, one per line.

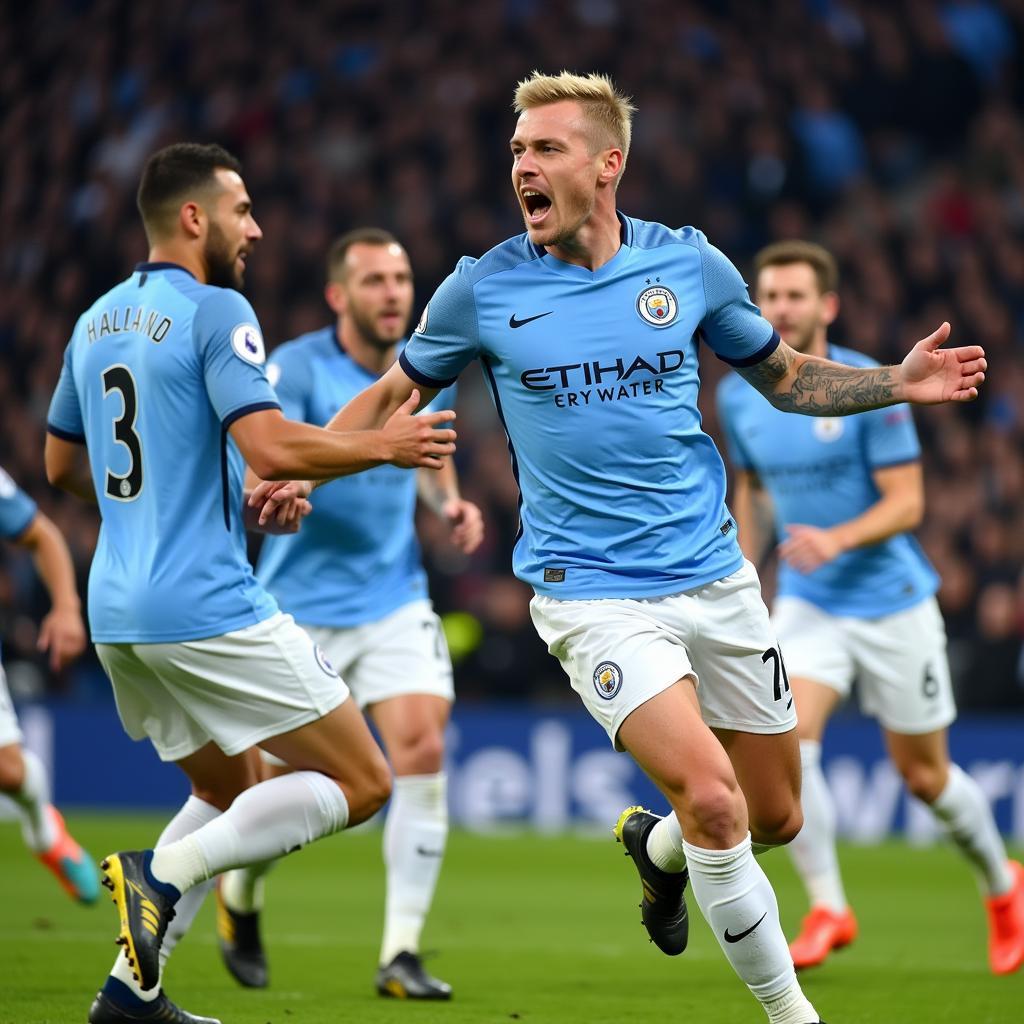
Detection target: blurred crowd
<box><xmin>1</xmin><ymin>0</ymin><xmax>1022</xmax><ymax>709</ymax></box>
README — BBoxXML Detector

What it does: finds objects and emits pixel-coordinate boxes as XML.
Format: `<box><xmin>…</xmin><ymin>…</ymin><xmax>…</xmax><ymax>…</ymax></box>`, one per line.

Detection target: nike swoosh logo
<box><xmin>416</xmin><ymin>846</ymin><xmax>445</xmax><ymax>858</ymax></box>
<box><xmin>723</xmin><ymin>911</ymin><xmax>767</xmax><ymax>943</ymax></box>
<box><xmin>509</xmin><ymin>311</ymin><xmax>553</xmax><ymax>329</ymax></box>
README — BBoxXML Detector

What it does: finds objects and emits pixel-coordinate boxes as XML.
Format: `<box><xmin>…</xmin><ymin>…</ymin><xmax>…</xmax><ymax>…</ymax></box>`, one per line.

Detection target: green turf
<box><xmin>0</xmin><ymin>813</ymin><xmax>1021</xmax><ymax>1023</ymax></box>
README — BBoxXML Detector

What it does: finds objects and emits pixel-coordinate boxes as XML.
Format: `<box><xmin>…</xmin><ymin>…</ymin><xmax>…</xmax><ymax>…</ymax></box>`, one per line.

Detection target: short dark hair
<box><xmin>326</xmin><ymin>227</ymin><xmax>402</xmax><ymax>281</ymax></box>
<box><xmin>137</xmin><ymin>143</ymin><xmax>242</xmax><ymax>241</ymax></box>
<box><xmin>754</xmin><ymin>240</ymin><xmax>839</xmax><ymax>295</ymax></box>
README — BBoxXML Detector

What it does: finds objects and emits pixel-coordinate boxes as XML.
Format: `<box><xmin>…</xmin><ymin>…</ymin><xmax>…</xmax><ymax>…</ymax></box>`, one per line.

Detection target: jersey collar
<box><xmin>134</xmin><ymin>261</ymin><xmax>196</xmax><ymax>278</ymax></box>
<box><xmin>535</xmin><ymin>212</ymin><xmax>634</xmax><ymax>281</ymax></box>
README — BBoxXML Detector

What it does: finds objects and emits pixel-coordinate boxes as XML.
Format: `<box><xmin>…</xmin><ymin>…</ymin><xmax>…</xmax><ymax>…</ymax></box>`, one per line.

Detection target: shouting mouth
<box><xmin>522</xmin><ymin>189</ymin><xmax>552</xmax><ymax>226</ymax></box>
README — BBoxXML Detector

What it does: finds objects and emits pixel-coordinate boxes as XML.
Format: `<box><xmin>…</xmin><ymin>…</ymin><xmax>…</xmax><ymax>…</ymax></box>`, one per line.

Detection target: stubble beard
<box><xmin>205</xmin><ymin>222</ymin><xmax>244</xmax><ymax>290</ymax></box>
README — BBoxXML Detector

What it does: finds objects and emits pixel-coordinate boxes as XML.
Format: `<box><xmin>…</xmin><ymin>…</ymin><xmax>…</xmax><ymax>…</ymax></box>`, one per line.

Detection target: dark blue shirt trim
<box><xmin>870</xmin><ymin>456</ymin><xmax>921</xmax><ymax>471</ymax></box>
<box><xmin>719</xmin><ymin>330</ymin><xmax>781</xmax><ymax>368</ymax></box>
<box><xmin>46</xmin><ymin>423</ymin><xmax>86</xmax><ymax>444</ymax></box>
<box><xmin>134</xmin><ymin>261</ymin><xmax>196</xmax><ymax>278</ymax></box>
<box><xmin>222</xmin><ymin>400</ymin><xmax>280</xmax><ymax>430</ymax></box>
<box><xmin>399</xmin><ymin>350</ymin><xmax>458</xmax><ymax>389</ymax></box>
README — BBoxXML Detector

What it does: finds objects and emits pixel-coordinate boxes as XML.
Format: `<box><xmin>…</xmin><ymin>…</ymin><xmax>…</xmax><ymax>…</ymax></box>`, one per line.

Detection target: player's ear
<box><xmin>325</xmin><ymin>281</ymin><xmax>346</xmax><ymax>316</ymax></box>
<box><xmin>179</xmin><ymin>201</ymin><xmax>204</xmax><ymax>240</ymax></box>
<box><xmin>597</xmin><ymin>147</ymin><xmax>623</xmax><ymax>188</ymax></box>
<box><xmin>822</xmin><ymin>290</ymin><xmax>840</xmax><ymax>327</ymax></box>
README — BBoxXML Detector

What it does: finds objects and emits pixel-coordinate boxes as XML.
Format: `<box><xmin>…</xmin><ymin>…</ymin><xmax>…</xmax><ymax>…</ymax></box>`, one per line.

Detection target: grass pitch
<box><xmin>0</xmin><ymin>813</ymin><xmax>1021</xmax><ymax>1023</ymax></box>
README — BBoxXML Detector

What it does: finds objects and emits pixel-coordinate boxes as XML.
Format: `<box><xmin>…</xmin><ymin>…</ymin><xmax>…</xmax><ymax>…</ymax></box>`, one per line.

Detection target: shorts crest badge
<box><xmin>636</xmin><ymin>285</ymin><xmax>678</xmax><ymax>328</ymax></box>
<box><xmin>313</xmin><ymin>644</ymin><xmax>338</xmax><ymax>678</ymax></box>
<box><xmin>593</xmin><ymin>660</ymin><xmax>623</xmax><ymax>701</ymax></box>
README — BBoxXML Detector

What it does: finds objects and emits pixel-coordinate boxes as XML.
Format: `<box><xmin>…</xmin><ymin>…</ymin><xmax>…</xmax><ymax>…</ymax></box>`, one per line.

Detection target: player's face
<box><xmin>204</xmin><ymin>169</ymin><xmax>262</xmax><ymax>290</ymax></box>
<box><xmin>510</xmin><ymin>101</ymin><xmax>607</xmax><ymax>248</ymax></box>
<box><xmin>755</xmin><ymin>263</ymin><xmax>831</xmax><ymax>354</ymax></box>
<box><xmin>333</xmin><ymin>242</ymin><xmax>414</xmax><ymax>349</ymax></box>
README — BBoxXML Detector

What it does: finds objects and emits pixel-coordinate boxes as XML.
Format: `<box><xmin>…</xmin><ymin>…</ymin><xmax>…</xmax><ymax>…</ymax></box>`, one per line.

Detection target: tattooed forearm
<box><xmin>738</xmin><ymin>346</ymin><xmax>898</xmax><ymax>415</ymax></box>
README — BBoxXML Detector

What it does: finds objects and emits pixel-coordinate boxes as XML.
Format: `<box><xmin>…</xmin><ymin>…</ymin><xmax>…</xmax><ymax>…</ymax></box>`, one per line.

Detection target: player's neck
<box><xmin>335</xmin><ymin>322</ymin><xmax>396</xmax><ymax>377</ymax></box>
<box><xmin>545</xmin><ymin>206</ymin><xmax>622</xmax><ymax>271</ymax></box>
<box><xmin>146</xmin><ymin>244</ymin><xmax>206</xmax><ymax>283</ymax></box>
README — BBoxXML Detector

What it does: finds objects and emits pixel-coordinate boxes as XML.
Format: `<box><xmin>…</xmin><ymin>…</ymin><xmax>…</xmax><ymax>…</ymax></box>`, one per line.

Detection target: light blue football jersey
<box><xmin>0</xmin><ymin>467</ymin><xmax>37</xmax><ymax>541</ymax></box>
<box><xmin>400</xmin><ymin>217</ymin><xmax>780</xmax><ymax>599</ymax></box>
<box><xmin>47</xmin><ymin>262</ymin><xmax>280</xmax><ymax>642</ymax></box>
<box><xmin>716</xmin><ymin>343</ymin><xmax>939</xmax><ymax>617</ymax></box>
<box><xmin>256</xmin><ymin>328</ymin><xmax>455</xmax><ymax>627</ymax></box>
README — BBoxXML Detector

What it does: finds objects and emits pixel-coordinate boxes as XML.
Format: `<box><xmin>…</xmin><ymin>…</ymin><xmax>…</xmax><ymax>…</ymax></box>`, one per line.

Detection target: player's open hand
<box><xmin>899</xmin><ymin>322</ymin><xmax>986</xmax><ymax>404</ymax></box>
<box><xmin>383</xmin><ymin>390</ymin><xmax>457</xmax><ymax>469</ymax></box>
<box><xmin>37</xmin><ymin>605</ymin><xmax>87</xmax><ymax>671</ymax></box>
<box><xmin>778</xmin><ymin>524</ymin><xmax>845</xmax><ymax>574</ymax></box>
<box><xmin>246</xmin><ymin>479</ymin><xmax>313</xmax><ymax>533</ymax></box>
<box><xmin>443</xmin><ymin>497</ymin><xmax>485</xmax><ymax>554</ymax></box>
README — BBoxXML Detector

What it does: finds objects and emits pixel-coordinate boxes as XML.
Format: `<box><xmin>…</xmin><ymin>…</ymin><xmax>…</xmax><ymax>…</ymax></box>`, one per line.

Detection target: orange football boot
<box><xmin>36</xmin><ymin>806</ymin><xmax>100</xmax><ymax>904</ymax></box>
<box><xmin>789</xmin><ymin>905</ymin><xmax>858</xmax><ymax>969</ymax></box>
<box><xmin>986</xmin><ymin>860</ymin><xmax>1024</xmax><ymax>975</ymax></box>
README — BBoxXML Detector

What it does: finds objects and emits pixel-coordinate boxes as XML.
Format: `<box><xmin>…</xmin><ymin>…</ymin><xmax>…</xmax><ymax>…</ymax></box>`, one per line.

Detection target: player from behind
<box><xmin>45</xmin><ymin>143</ymin><xmax>456</xmax><ymax>1024</ymax></box>
<box><xmin>215</xmin><ymin>228</ymin><xmax>482</xmax><ymax>999</ymax></box>
<box><xmin>256</xmin><ymin>72</ymin><xmax>985</xmax><ymax>1023</ymax></box>
<box><xmin>716</xmin><ymin>240</ymin><xmax>1024</xmax><ymax>975</ymax></box>
<box><xmin>0</xmin><ymin>466</ymin><xmax>99</xmax><ymax>905</ymax></box>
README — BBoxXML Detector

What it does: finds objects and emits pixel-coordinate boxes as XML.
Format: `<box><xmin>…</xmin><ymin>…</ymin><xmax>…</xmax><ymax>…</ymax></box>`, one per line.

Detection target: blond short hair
<box><xmin>514</xmin><ymin>71</ymin><xmax>635</xmax><ymax>180</ymax></box>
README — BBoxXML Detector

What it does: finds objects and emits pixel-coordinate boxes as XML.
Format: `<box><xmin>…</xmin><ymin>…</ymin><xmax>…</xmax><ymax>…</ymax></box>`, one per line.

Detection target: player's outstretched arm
<box><xmin>739</xmin><ymin>323</ymin><xmax>986</xmax><ymax>415</ymax></box>
<box><xmin>15</xmin><ymin>512</ymin><xmax>87</xmax><ymax>671</ymax></box>
<box><xmin>230</xmin><ymin>397</ymin><xmax>455</xmax><ymax>482</ymax></box>
<box><xmin>327</xmin><ymin>360</ymin><xmax>441</xmax><ymax>433</ymax></box>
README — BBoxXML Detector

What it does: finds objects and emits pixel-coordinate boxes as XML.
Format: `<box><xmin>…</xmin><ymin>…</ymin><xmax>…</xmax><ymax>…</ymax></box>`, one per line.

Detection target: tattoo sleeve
<box><xmin>737</xmin><ymin>345</ymin><xmax>898</xmax><ymax>415</ymax></box>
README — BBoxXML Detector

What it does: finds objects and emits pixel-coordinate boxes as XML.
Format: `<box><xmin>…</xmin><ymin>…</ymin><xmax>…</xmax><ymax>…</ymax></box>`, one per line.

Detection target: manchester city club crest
<box><xmin>636</xmin><ymin>284</ymin><xmax>678</xmax><ymax>327</ymax></box>
<box><xmin>593</xmin><ymin>660</ymin><xmax>623</xmax><ymax>701</ymax></box>
<box><xmin>813</xmin><ymin>417</ymin><xmax>844</xmax><ymax>442</ymax></box>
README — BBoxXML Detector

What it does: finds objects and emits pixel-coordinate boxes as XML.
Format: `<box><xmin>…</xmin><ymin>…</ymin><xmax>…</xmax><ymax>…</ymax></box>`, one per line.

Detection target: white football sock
<box><xmin>150</xmin><ymin>771</ymin><xmax>349</xmax><ymax>893</ymax></box>
<box><xmin>220</xmin><ymin>858</ymin><xmax>275</xmax><ymax>914</ymax></box>
<box><xmin>380</xmin><ymin>772</ymin><xmax>449</xmax><ymax>965</ymax></box>
<box><xmin>684</xmin><ymin>835</ymin><xmax>818</xmax><ymax>1024</ymax></box>
<box><xmin>645</xmin><ymin>811</ymin><xmax>687</xmax><ymax>872</ymax></box>
<box><xmin>110</xmin><ymin>795</ymin><xmax>221</xmax><ymax>1001</ymax></box>
<box><xmin>929</xmin><ymin>763</ymin><xmax>1013</xmax><ymax>896</ymax></box>
<box><xmin>10</xmin><ymin>749</ymin><xmax>58</xmax><ymax>853</ymax></box>
<box><xmin>786</xmin><ymin>740</ymin><xmax>847</xmax><ymax>912</ymax></box>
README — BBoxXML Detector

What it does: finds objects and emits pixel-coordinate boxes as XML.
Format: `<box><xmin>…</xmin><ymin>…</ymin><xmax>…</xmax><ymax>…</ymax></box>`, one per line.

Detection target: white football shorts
<box><xmin>530</xmin><ymin>560</ymin><xmax>797</xmax><ymax>750</ymax></box>
<box><xmin>772</xmin><ymin>594</ymin><xmax>955</xmax><ymax>735</ymax></box>
<box><xmin>302</xmin><ymin>599</ymin><xmax>454</xmax><ymax>710</ymax></box>
<box><xmin>95</xmin><ymin>612</ymin><xmax>349</xmax><ymax>762</ymax></box>
<box><xmin>0</xmin><ymin>665</ymin><xmax>23</xmax><ymax>747</ymax></box>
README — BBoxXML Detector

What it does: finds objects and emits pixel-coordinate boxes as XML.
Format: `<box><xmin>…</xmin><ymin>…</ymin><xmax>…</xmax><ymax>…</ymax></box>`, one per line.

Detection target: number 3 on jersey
<box><xmin>103</xmin><ymin>364</ymin><xmax>143</xmax><ymax>501</ymax></box>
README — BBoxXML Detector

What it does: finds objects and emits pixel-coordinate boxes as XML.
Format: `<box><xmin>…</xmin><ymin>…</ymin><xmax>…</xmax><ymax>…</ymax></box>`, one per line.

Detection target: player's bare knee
<box><xmin>901</xmin><ymin>761</ymin><xmax>946</xmax><ymax>804</ymax></box>
<box><xmin>685</xmin><ymin>781</ymin><xmax>745</xmax><ymax>846</ymax></box>
<box><xmin>751</xmin><ymin>803</ymin><xmax>803</xmax><ymax>847</ymax></box>
<box><xmin>349</xmin><ymin>754</ymin><xmax>393</xmax><ymax>822</ymax></box>
<box><xmin>391</xmin><ymin>728</ymin><xmax>445</xmax><ymax>775</ymax></box>
<box><xmin>0</xmin><ymin>745</ymin><xmax>25</xmax><ymax>792</ymax></box>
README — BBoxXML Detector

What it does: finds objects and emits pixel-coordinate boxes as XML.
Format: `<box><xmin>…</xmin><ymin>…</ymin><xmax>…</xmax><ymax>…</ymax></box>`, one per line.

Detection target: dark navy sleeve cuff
<box><xmin>46</xmin><ymin>423</ymin><xmax>86</xmax><ymax>443</ymax></box>
<box><xmin>222</xmin><ymin>400</ymin><xmax>280</xmax><ymax>430</ymax></box>
<box><xmin>399</xmin><ymin>350</ymin><xmax>458</xmax><ymax>389</ymax></box>
<box><xmin>718</xmin><ymin>330</ymin><xmax>781</xmax><ymax>368</ymax></box>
